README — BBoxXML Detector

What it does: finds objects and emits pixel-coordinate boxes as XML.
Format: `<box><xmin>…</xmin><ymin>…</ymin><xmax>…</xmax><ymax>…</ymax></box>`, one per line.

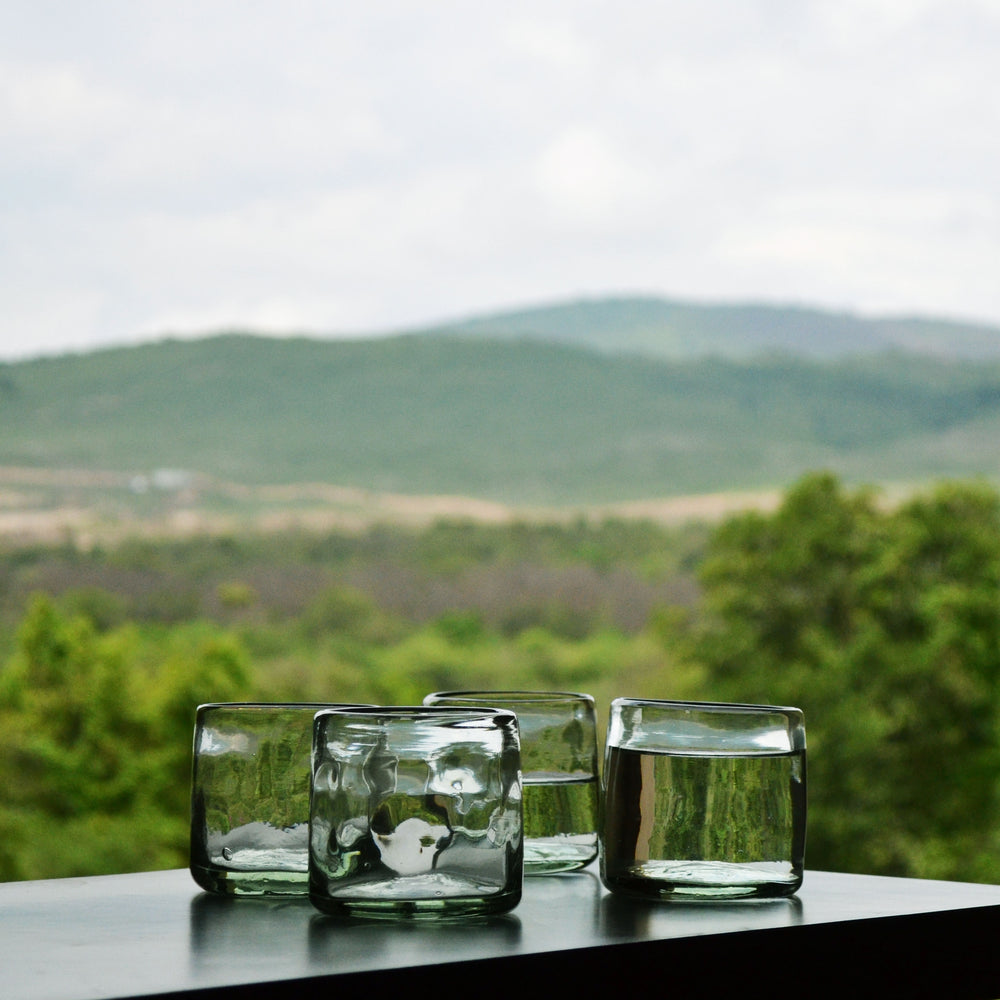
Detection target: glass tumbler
<box><xmin>190</xmin><ymin>702</ymin><xmax>365</xmax><ymax>896</ymax></box>
<box><xmin>309</xmin><ymin>705</ymin><xmax>523</xmax><ymax>918</ymax></box>
<box><xmin>424</xmin><ymin>690</ymin><xmax>599</xmax><ymax>874</ymax></box>
<box><xmin>600</xmin><ymin>698</ymin><xmax>806</xmax><ymax>900</ymax></box>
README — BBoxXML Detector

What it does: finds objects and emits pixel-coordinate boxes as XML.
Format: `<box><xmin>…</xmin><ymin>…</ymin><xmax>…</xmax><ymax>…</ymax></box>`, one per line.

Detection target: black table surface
<box><xmin>3</xmin><ymin>865</ymin><xmax>1000</xmax><ymax>999</ymax></box>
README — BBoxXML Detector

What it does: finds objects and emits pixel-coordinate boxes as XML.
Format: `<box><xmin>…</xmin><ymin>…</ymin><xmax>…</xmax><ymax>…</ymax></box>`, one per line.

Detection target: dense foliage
<box><xmin>2</xmin><ymin>473</ymin><xmax>999</xmax><ymax>884</ymax></box>
<box><xmin>681</xmin><ymin>473</ymin><xmax>1000</xmax><ymax>881</ymax></box>
<box><xmin>0</xmin><ymin>517</ymin><xmax>700</xmax><ymax>881</ymax></box>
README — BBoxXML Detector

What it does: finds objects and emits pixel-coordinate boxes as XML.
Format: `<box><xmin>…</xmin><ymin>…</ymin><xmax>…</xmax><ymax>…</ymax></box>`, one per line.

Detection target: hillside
<box><xmin>426</xmin><ymin>295</ymin><xmax>1000</xmax><ymax>361</ymax></box>
<box><xmin>2</xmin><ymin>331</ymin><xmax>999</xmax><ymax>511</ymax></box>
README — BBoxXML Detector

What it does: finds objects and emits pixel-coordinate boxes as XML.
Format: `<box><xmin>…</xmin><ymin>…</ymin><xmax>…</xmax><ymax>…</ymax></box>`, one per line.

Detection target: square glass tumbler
<box><xmin>190</xmin><ymin>702</ymin><xmax>364</xmax><ymax>896</ymax></box>
<box><xmin>600</xmin><ymin>698</ymin><xmax>806</xmax><ymax>900</ymax></box>
<box><xmin>424</xmin><ymin>690</ymin><xmax>599</xmax><ymax>874</ymax></box>
<box><xmin>309</xmin><ymin>705</ymin><xmax>523</xmax><ymax>918</ymax></box>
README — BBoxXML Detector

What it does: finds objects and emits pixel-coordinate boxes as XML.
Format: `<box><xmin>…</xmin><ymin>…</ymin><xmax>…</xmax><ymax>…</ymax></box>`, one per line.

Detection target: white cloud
<box><xmin>0</xmin><ymin>285</ymin><xmax>109</xmax><ymax>359</ymax></box>
<box><xmin>1</xmin><ymin>0</ymin><xmax>999</xmax><ymax>359</ymax></box>
<box><xmin>503</xmin><ymin>15</ymin><xmax>595</xmax><ymax>71</ymax></box>
<box><xmin>532</xmin><ymin>127</ymin><xmax>661</xmax><ymax>227</ymax></box>
<box><xmin>715</xmin><ymin>185</ymin><xmax>1000</xmax><ymax>316</ymax></box>
<box><xmin>0</xmin><ymin>60</ymin><xmax>130</xmax><ymax>159</ymax></box>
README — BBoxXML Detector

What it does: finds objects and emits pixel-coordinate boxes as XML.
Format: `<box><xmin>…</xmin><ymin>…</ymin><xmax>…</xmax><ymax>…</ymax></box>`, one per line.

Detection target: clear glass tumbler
<box><xmin>309</xmin><ymin>705</ymin><xmax>523</xmax><ymax>918</ymax></box>
<box><xmin>190</xmin><ymin>702</ymin><xmax>364</xmax><ymax>896</ymax></box>
<box><xmin>600</xmin><ymin>698</ymin><xmax>806</xmax><ymax>900</ymax></box>
<box><xmin>424</xmin><ymin>690</ymin><xmax>599</xmax><ymax>874</ymax></box>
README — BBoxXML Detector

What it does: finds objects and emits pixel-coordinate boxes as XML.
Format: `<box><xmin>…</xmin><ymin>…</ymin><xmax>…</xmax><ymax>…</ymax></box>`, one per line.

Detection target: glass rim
<box><xmin>196</xmin><ymin>701</ymin><xmax>372</xmax><ymax>713</ymax></box>
<box><xmin>314</xmin><ymin>704</ymin><xmax>519</xmax><ymax>724</ymax></box>
<box><xmin>610</xmin><ymin>697</ymin><xmax>802</xmax><ymax>716</ymax></box>
<box><xmin>424</xmin><ymin>689</ymin><xmax>594</xmax><ymax>706</ymax></box>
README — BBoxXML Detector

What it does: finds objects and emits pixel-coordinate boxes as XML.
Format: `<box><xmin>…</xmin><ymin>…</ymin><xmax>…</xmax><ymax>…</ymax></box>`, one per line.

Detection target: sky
<box><xmin>2</xmin><ymin>0</ymin><xmax>999</xmax><ymax>361</ymax></box>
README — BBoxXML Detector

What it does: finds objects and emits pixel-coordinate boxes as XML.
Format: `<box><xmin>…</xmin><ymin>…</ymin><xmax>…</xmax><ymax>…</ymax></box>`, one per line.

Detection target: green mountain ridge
<box><xmin>417</xmin><ymin>295</ymin><xmax>1000</xmax><ymax>361</ymax></box>
<box><xmin>2</xmin><ymin>306</ymin><xmax>1000</xmax><ymax>505</ymax></box>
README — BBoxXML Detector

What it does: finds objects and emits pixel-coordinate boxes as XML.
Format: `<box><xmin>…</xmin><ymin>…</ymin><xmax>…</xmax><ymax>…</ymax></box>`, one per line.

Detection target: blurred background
<box><xmin>1</xmin><ymin>1</ymin><xmax>999</xmax><ymax>884</ymax></box>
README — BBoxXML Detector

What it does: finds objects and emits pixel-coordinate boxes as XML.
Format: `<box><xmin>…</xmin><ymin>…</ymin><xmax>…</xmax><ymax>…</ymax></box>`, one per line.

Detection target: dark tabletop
<box><xmin>3</xmin><ymin>866</ymin><xmax>1000</xmax><ymax>999</ymax></box>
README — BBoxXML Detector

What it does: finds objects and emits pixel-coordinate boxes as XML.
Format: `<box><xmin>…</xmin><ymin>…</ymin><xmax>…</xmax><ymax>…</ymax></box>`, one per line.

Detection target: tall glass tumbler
<box><xmin>190</xmin><ymin>702</ymin><xmax>365</xmax><ymax>896</ymax></box>
<box><xmin>424</xmin><ymin>690</ymin><xmax>599</xmax><ymax>874</ymax></box>
<box><xmin>600</xmin><ymin>698</ymin><xmax>806</xmax><ymax>900</ymax></box>
<box><xmin>309</xmin><ymin>706</ymin><xmax>523</xmax><ymax>918</ymax></box>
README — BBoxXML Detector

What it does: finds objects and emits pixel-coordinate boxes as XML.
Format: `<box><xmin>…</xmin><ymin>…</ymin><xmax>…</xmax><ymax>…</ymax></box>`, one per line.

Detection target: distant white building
<box><xmin>152</xmin><ymin>468</ymin><xmax>194</xmax><ymax>491</ymax></box>
<box><xmin>130</xmin><ymin>469</ymin><xmax>195</xmax><ymax>493</ymax></box>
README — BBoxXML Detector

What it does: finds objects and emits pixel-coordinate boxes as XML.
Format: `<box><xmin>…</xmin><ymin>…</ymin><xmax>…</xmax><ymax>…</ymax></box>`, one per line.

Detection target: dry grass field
<box><xmin>0</xmin><ymin>465</ymin><xmax>783</xmax><ymax>547</ymax></box>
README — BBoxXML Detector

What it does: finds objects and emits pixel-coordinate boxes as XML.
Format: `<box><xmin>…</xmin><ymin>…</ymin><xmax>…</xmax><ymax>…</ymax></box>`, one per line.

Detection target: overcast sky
<box><xmin>2</xmin><ymin>0</ymin><xmax>999</xmax><ymax>361</ymax></box>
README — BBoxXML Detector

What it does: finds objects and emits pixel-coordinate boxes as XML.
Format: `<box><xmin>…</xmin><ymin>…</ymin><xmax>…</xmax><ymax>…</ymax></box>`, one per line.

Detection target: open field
<box><xmin>0</xmin><ymin>465</ymin><xmax>786</xmax><ymax>547</ymax></box>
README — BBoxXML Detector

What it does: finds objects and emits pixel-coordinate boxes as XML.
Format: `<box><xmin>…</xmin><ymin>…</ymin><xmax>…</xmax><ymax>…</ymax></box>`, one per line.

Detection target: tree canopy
<box><xmin>2</xmin><ymin>473</ymin><xmax>1000</xmax><ymax>883</ymax></box>
<box><xmin>683</xmin><ymin>473</ymin><xmax>1000</xmax><ymax>880</ymax></box>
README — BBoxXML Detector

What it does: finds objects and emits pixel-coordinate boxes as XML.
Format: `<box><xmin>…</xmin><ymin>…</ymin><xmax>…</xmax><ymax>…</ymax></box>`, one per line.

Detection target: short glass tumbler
<box><xmin>600</xmin><ymin>698</ymin><xmax>806</xmax><ymax>900</ymax></box>
<box><xmin>309</xmin><ymin>705</ymin><xmax>523</xmax><ymax>918</ymax></box>
<box><xmin>424</xmin><ymin>690</ymin><xmax>599</xmax><ymax>874</ymax></box>
<box><xmin>190</xmin><ymin>702</ymin><xmax>363</xmax><ymax>896</ymax></box>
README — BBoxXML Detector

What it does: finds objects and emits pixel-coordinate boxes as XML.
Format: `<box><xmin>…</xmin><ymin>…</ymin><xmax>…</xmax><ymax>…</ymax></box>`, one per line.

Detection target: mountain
<box><xmin>2</xmin><ymin>319</ymin><xmax>999</xmax><ymax>507</ymax></box>
<box><xmin>417</xmin><ymin>295</ymin><xmax>1000</xmax><ymax>362</ymax></box>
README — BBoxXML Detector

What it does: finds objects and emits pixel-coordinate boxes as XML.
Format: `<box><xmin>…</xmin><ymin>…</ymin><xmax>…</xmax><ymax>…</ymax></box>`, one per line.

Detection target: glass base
<box><xmin>524</xmin><ymin>836</ymin><xmax>597</xmax><ymax>875</ymax></box>
<box><xmin>310</xmin><ymin>872</ymin><xmax>520</xmax><ymax>919</ymax></box>
<box><xmin>190</xmin><ymin>863</ymin><xmax>309</xmax><ymax>896</ymax></box>
<box><xmin>601</xmin><ymin>860</ymin><xmax>802</xmax><ymax>900</ymax></box>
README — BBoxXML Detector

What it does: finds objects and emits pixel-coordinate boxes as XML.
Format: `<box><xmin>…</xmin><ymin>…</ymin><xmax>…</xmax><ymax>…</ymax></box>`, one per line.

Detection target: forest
<box><xmin>1</xmin><ymin>471</ymin><xmax>999</xmax><ymax>885</ymax></box>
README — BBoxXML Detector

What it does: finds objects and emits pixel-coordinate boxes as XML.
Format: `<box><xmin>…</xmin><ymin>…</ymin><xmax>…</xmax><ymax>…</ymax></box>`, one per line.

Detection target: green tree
<box><xmin>0</xmin><ymin>595</ymin><xmax>252</xmax><ymax>880</ymax></box>
<box><xmin>683</xmin><ymin>473</ymin><xmax>1000</xmax><ymax>881</ymax></box>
